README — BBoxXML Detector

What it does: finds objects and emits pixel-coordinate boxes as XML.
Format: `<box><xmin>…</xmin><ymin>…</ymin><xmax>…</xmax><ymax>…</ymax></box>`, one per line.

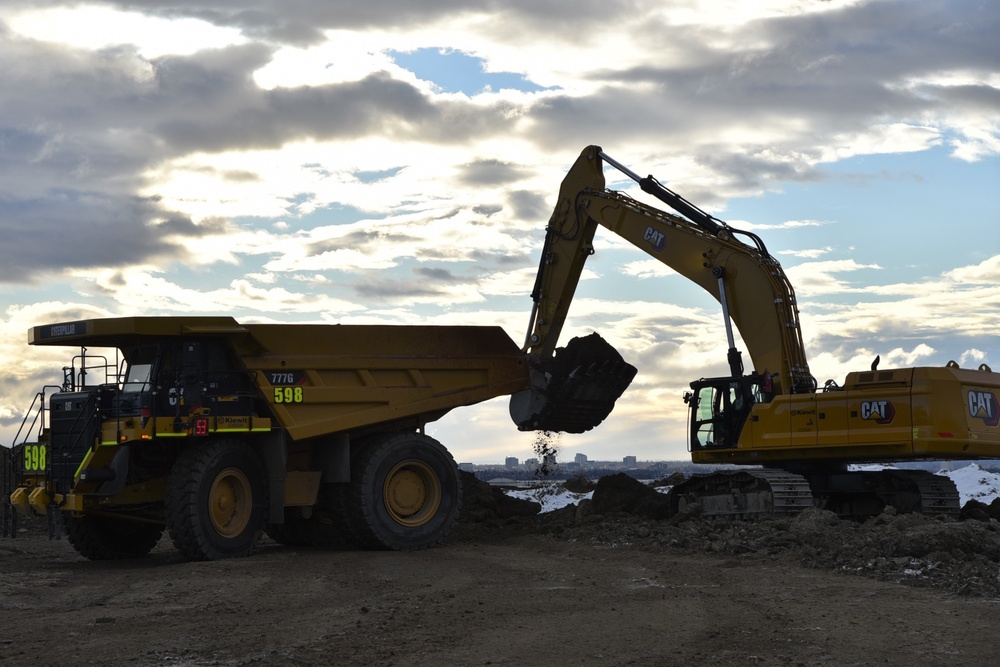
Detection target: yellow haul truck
<box><xmin>2</xmin><ymin>317</ymin><xmax>632</xmax><ymax>560</ymax></box>
<box><xmin>520</xmin><ymin>145</ymin><xmax>1000</xmax><ymax>518</ymax></box>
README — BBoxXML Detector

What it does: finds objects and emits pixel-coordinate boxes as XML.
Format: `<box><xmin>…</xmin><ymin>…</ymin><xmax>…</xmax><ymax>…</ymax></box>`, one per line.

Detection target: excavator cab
<box><xmin>686</xmin><ymin>375</ymin><xmax>761</xmax><ymax>451</ymax></box>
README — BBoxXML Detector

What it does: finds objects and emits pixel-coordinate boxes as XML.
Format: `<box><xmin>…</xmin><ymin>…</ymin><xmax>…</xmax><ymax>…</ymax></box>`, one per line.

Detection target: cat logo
<box><xmin>968</xmin><ymin>390</ymin><xmax>999</xmax><ymax>427</ymax></box>
<box><xmin>643</xmin><ymin>226</ymin><xmax>666</xmax><ymax>252</ymax></box>
<box><xmin>860</xmin><ymin>400</ymin><xmax>895</xmax><ymax>424</ymax></box>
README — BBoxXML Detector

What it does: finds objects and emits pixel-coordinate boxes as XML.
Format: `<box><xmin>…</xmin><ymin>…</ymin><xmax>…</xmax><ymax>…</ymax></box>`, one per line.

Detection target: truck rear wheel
<box><xmin>165</xmin><ymin>439</ymin><xmax>267</xmax><ymax>561</ymax></box>
<box><xmin>348</xmin><ymin>433</ymin><xmax>461</xmax><ymax>551</ymax></box>
<box><xmin>64</xmin><ymin>514</ymin><xmax>164</xmax><ymax>560</ymax></box>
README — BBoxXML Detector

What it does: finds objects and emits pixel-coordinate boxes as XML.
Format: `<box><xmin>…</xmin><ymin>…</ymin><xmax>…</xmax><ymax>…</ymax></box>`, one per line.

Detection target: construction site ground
<box><xmin>3</xmin><ymin>474</ymin><xmax>1000</xmax><ymax>667</ymax></box>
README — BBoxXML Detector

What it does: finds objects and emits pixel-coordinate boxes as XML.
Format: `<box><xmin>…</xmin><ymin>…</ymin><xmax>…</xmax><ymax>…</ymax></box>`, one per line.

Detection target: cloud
<box><xmin>944</xmin><ymin>255</ymin><xmax>1000</xmax><ymax>284</ymax></box>
<box><xmin>778</xmin><ymin>245</ymin><xmax>834</xmax><ymax>259</ymax></box>
<box><xmin>785</xmin><ymin>259</ymin><xmax>883</xmax><ymax>295</ymax></box>
<box><xmin>0</xmin><ymin>192</ymin><xmax>195</xmax><ymax>283</ymax></box>
<box><xmin>457</xmin><ymin>159</ymin><xmax>529</xmax><ymax>186</ymax></box>
<box><xmin>620</xmin><ymin>259</ymin><xmax>679</xmax><ymax>279</ymax></box>
<box><xmin>798</xmin><ymin>255</ymin><xmax>1000</xmax><ymax>378</ymax></box>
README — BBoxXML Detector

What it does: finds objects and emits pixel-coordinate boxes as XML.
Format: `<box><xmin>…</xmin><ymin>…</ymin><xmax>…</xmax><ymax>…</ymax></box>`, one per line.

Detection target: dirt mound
<box><xmin>457</xmin><ymin>471</ymin><xmax>541</xmax><ymax>524</ymax></box>
<box><xmin>960</xmin><ymin>497</ymin><xmax>1000</xmax><ymax>522</ymax></box>
<box><xmin>589</xmin><ymin>472</ymin><xmax>670</xmax><ymax>520</ymax></box>
<box><xmin>524</xmin><ymin>478</ymin><xmax>1000</xmax><ymax>598</ymax></box>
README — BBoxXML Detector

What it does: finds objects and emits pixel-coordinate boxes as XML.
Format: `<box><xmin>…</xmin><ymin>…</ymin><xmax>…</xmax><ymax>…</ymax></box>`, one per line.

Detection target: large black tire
<box><xmin>64</xmin><ymin>514</ymin><xmax>164</xmax><ymax>560</ymax></box>
<box><xmin>165</xmin><ymin>439</ymin><xmax>267</xmax><ymax>561</ymax></box>
<box><xmin>346</xmin><ymin>433</ymin><xmax>461</xmax><ymax>551</ymax></box>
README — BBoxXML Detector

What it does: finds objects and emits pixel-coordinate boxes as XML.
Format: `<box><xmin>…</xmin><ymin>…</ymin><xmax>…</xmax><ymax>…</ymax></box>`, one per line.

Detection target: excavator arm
<box><xmin>511</xmin><ymin>145</ymin><xmax>815</xmax><ymax>434</ymax></box>
<box><xmin>526</xmin><ymin>145</ymin><xmax>813</xmax><ymax>395</ymax></box>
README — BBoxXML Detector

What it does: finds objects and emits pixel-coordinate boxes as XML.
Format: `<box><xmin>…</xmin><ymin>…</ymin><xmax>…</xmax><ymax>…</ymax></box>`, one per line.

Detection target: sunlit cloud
<box><xmin>6</xmin><ymin>5</ymin><xmax>246</xmax><ymax>58</ymax></box>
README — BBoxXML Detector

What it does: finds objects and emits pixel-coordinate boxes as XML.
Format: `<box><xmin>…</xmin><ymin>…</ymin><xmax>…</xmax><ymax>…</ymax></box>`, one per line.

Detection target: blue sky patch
<box><xmin>389</xmin><ymin>48</ymin><xmax>553</xmax><ymax>94</ymax></box>
<box><xmin>355</xmin><ymin>166</ymin><xmax>404</xmax><ymax>184</ymax></box>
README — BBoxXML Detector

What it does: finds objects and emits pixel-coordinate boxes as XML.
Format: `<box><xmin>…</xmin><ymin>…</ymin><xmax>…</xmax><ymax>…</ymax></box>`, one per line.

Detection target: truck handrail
<box><xmin>10</xmin><ymin>385</ymin><xmax>63</xmax><ymax>448</ymax></box>
<box><xmin>64</xmin><ymin>349</ymin><xmax>117</xmax><ymax>391</ymax></box>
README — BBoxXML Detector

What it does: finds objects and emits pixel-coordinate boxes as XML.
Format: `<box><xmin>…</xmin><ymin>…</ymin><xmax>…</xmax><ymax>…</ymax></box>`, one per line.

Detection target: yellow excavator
<box><xmin>511</xmin><ymin>145</ymin><xmax>1000</xmax><ymax>519</ymax></box>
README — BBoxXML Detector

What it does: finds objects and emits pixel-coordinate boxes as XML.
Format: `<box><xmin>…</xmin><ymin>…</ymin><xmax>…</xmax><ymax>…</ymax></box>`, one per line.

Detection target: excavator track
<box><xmin>912</xmin><ymin>471</ymin><xmax>961</xmax><ymax>516</ymax></box>
<box><xmin>670</xmin><ymin>467</ymin><xmax>962</xmax><ymax>521</ymax></box>
<box><xmin>667</xmin><ymin>469</ymin><xmax>814</xmax><ymax>518</ymax></box>
<box><xmin>875</xmin><ymin>469</ymin><xmax>960</xmax><ymax>517</ymax></box>
<box><xmin>803</xmin><ymin>468</ymin><xmax>961</xmax><ymax>520</ymax></box>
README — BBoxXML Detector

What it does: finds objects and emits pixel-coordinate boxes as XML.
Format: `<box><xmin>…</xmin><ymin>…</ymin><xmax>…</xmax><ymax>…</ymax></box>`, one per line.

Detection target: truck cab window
<box><xmin>123</xmin><ymin>363</ymin><xmax>153</xmax><ymax>392</ymax></box>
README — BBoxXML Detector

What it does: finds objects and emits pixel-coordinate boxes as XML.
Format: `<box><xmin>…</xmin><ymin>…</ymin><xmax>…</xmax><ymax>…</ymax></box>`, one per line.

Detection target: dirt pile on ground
<box><xmin>7</xmin><ymin>469</ymin><xmax>1000</xmax><ymax>600</ymax></box>
<box><xmin>457</xmin><ymin>470</ymin><xmax>541</xmax><ymax>523</ymax></box>
<box><xmin>960</xmin><ymin>497</ymin><xmax>1000</xmax><ymax>521</ymax></box>
<box><xmin>587</xmin><ymin>472</ymin><xmax>671</xmax><ymax>519</ymax></box>
<box><xmin>513</xmin><ymin>477</ymin><xmax>1000</xmax><ymax>599</ymax></box>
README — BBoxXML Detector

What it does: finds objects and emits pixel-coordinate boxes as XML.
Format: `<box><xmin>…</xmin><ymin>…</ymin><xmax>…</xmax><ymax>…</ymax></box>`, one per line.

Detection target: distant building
<box><xmin>574</xmin><ymin>453</ymin><xmax>588</xmax><ymax>464</ymax></box>
<box><xmin>505</xmin><ymin>457</ymin><xmax>519</xmax><ymax>468</ymax></box>
<box><xmin>525</xmin><ymin>458</ymin><xmax>539</xmax><ymax>467</ymax></box>
<box><xmin>458</xmin><ymin>463</ymin><xmax>475</xmax><ymax>472</ymax></box>
<box><xmin>623</xmin><ymin>455</ymin><xmax>637</xmax><ymax>466</ymax></box>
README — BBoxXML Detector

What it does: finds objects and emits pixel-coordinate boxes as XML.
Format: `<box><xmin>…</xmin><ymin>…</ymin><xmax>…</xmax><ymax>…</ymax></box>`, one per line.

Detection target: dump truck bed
<box><xmin>239</xmin><ymin>323</ymin><xmax>530</xmax><ymax>440</ymax></box>
<box><xmin>30</xmin><ymin>317</ymin><xmax>531</xmax><ymax>441</ymax></box>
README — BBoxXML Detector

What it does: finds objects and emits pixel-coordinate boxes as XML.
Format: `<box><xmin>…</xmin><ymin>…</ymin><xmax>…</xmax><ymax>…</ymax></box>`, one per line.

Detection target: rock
<box><xmin>591</xmin><ymin>473</ymin><xmax>670</xmax><ymax>520</ymax></box>
<box><xmin>960</xmin><ymin>499</ymin><xmax>992</xmax><ymax>522</ymax></box>
<box><xmin>457</xmin><ymin>471</ymin><xmax>540</xmax><ymax>523</ymax></box>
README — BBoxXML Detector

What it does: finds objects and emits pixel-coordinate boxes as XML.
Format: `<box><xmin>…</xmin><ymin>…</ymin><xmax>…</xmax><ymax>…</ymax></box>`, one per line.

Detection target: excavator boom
<box><xmin>522</xmin><ymin>145</ymin><xmax>813</xmax><ymax>397</ymax></box>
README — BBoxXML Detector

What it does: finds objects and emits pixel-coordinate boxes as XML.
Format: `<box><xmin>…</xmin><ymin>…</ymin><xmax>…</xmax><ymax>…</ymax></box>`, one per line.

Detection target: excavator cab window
<box><xmin>690</xmin><ymin>385</ymin><xmax>718</xmax><ymax>449</ymax></box>
<box><xmin>688</xmin><ymin>377</ymin><xmax>757</xmax><ymax>451</ymax></box>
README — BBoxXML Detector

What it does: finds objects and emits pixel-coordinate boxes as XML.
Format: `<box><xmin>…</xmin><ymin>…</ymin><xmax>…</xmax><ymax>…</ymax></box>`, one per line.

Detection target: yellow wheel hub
<box><xmin>383</xmin><ymin>460</ymin><xmax>441</xmax><ymax>527</ymax></box>
<box><xmin>209</xmin><ymin>467</ymin><xmax>252</xmax><ymax>538</ymax></box>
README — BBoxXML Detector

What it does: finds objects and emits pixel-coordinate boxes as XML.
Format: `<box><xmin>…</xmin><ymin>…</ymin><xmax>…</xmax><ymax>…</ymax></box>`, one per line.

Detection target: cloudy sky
<box><xmin>1</xmin><ymin>0</ymin><xmax>997</xmax><ymax>464</ymax></box>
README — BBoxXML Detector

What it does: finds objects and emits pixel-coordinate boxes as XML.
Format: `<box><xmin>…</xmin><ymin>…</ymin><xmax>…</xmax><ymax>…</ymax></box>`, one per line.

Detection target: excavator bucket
<box><xmin>510</xmin><ymin>333</ymin><xmax>637</xmax><ymax>433</ymax></box>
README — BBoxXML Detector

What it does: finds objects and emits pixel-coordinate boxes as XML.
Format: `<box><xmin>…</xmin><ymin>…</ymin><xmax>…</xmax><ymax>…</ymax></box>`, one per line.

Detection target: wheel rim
<box><xmin>382</xmin><ymin>459</ymin><xmax>442</xmax><ymax>527</ymax></box>
<box><xmin>209</xmin><ymin>467</ymin><xmax>252</xmax><ymax>538</ymax></box>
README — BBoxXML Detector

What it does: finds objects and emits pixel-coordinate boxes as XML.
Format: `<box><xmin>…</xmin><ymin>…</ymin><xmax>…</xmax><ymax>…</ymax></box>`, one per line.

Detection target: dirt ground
<box><xmin>3</xmin><ymin>476</ymin><xmax>1000</xmax><ymax>667</ymax></box>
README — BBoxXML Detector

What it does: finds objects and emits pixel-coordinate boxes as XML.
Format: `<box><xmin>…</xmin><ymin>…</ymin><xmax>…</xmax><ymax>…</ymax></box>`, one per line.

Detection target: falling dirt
<box><xmin>3</xmin><ymin>473</ymin><xmax>1000</xmax><ymax>666</ymax></box>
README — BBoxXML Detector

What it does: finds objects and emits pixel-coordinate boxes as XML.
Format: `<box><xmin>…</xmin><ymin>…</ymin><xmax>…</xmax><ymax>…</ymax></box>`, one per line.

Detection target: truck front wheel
<box><xmin>348</xmin><ymin>433</ymin><xmax>461</xmax><ymax>551</ymax></box>
<box><xmin>165</xmin><ymin>439</ymin><xmax>267</xmax><ymax>561</ymax></box>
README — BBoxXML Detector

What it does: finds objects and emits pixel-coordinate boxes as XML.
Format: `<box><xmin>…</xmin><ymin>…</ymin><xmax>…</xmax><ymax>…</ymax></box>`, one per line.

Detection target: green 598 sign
<box><xmin>273</xmin><ymin>386</ymin><xmax>304</xmax><ymax>404</ymax></box>
<box><xmin>22</xmin><ymin>444</ymin><xmax>47</xmax><ymax>472</ymax></box>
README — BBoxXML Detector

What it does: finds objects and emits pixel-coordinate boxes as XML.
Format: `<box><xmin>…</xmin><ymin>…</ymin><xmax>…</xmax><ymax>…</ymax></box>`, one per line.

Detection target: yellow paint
<box><xmin>9</xmin><ymin>487</ymin><xmax>30</xmax><ymax>514</ymax></box>
<box><xmin>27</xmin><ymin>486</ymin><xmax>51</xmax><ymax>514</ymax></box>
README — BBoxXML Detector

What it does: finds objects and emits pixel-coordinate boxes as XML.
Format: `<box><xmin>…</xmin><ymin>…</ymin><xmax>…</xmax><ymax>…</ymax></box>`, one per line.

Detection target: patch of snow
<box><xmin>505</xmin><ymin>485</ymin><xmax>592</xmax><ymax>513</ymax></box>
<box><xmin>940</xmin><ymin>463</ymin><xmax>1000</xmax><ymax>506</ymax></box>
